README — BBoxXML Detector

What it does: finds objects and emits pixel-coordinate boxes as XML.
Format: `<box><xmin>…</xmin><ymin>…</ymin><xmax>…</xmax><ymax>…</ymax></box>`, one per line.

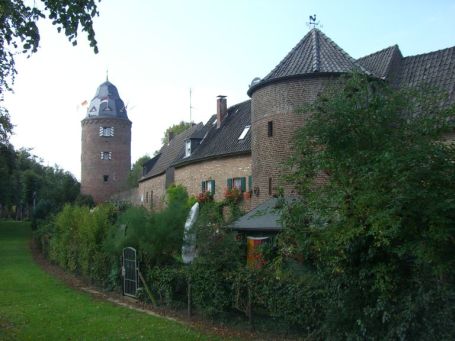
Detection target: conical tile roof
<box><xmin>248</xmin><ymin>28</ymin><xmax>368</xmax><ymax>95</ymax></box>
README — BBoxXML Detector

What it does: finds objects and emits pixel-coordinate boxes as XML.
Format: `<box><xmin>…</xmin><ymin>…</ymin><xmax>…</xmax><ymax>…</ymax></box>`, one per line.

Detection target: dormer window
<box><xmin>185</xmin><ymin>140</ymin><xmax>191</xmax><ymax>158</ymax></box>
<box><xmin>99</xmin><ymin>127</ymin><xmax>114</xmax><ymax>137</ymax></box>
<box><xmin>238</xmin><ymin>125</ymin><xmax>251</xmax><ymax>140</ymax></box>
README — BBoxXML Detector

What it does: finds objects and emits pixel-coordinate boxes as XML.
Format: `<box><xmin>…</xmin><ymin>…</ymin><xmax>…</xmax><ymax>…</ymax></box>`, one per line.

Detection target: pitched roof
<box><xmin>140</xmin><ymin>123</ymin><xmax>204</xmax><ymax>181</ymax></box>
<box><xmin>248</xmin><ymin>28</ymin><xmax>368</xmax><ymax>96</ymax></box>
<box><xmin>398</xmin><ymin>47</ymin><xmax>455</xmax><ymax>104</ymax></box>
<box><xmin>228</xmin><ymin>197</ymin><xmax>283</xmax><ymax>231</ymax></box>
<box><xmin>173</xmin><ymin>100</ymin><xmax>251</xmax><ymax>167</ymax></box>
<box><xmin>357</xmin><ymin>45</ymin><xmax>403</xmax><ymax>80</ymax></box>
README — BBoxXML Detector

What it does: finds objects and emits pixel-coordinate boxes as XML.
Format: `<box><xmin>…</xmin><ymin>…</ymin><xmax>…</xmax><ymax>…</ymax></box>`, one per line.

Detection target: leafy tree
<box><xmin>161</xmin><ymin>121</ymin><xmax>193</xmax><ymax>145</ymax></box>
<box><xmin>0</xmin><ymin>143</ymin><xmax>17</xmax><ymax>208</ymax></box>
<box><xmin>127</xmin><ymin>154</ymin><xmax>151</xmax><ymax>188</ymax></box>
<box><xmin>0</xmin><ymin>0</ymin><xmax>100</xmax><ymax>144</ymax></box>
<box><xmin>281</xmin><ymin>74</ymin><xmax>455</xmax><ymax>339</ymax></box>
<box><xmin>0</xmin><ymin>145</ymin><xmax>81</xmax><ymax>220</ymax></box>
<box><xmin>0</xmin><ymin>108</ymin><xmax>13</xmax><ymax>145</ymax></box>
<box><xmin>74</xmin><ymin>193</ymin><xmax>95</xmax><ymax>208</ymax></box>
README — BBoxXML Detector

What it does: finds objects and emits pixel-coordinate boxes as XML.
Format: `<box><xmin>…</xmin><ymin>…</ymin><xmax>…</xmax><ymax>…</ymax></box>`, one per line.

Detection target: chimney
<box><xmin>168</xmin><ymin>131</ymin><xmax>175</xmax><ymax>142</ymax></box>
<box><xmin>216</xmin><ymin>95</ymin><xmax>227</xmax><ymax>129</ymax></box>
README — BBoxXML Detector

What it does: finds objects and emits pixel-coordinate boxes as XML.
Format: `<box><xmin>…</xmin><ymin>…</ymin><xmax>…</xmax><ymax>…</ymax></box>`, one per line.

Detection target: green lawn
<box><xmin>0</xmin><ymin>221</ymin><xmax>230</xmax><ymax>340</ymax></box>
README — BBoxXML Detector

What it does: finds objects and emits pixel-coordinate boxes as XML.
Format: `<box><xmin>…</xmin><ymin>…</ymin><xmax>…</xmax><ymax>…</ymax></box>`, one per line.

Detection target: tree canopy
<box><xmin>280</xmin><ymin>73</ymin><xmax>455</xmax><ymax>339</ymax></box>
<box><xmin>161</xmin><ymin>121</ymin><xmax>193</xmax><ymax>145</ymax></box>
<box><xmin>0</xmin><ymin>0</ymin><xmax>100</xmax><ymax>144</ymax></box>
<box><xmin>128</xmin><ymin>154</ymin><xmax>151</xmax><ymax>188</ymax></box>
<box><xmin>0</xmin><ymin>146</ymin><xmax>82</xmax><ymax>220</ymax></box>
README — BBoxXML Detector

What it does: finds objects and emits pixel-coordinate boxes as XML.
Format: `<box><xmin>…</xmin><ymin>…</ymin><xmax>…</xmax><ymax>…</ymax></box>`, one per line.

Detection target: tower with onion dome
<box><xmin>81</xmin><ymin>79</ymin><xmax>131</xmax><ymax>203</ymax></box>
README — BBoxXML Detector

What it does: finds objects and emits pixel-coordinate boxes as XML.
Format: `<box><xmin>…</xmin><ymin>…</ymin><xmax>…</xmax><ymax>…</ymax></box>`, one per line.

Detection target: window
<box><xmin>233</xmin><ymin>178</ymin><xmax>242</xmax><ymax>190</ymax></box>
<box><xmin>100</xmin><ymin>151</ymin><xmax>112</xmax><ymax>160</ymax></box>
<box><xmin>145</xmin><ymin>192</ymin><xmax>149</xmax><ymax>203</ymax></box>
<box><xmin>268</xmin><ymin>121</ymin><xmax>273</xmax><ymax>137</ymax></box>
<box><xmin>268</xmin><ymin>177</ymin><xmax>272</xmax><ymax>195</ymax></box>
<box><xmin>201</xmin><ymin>180</ymin><xmax>215</xmax><ymax>194</ymax></box>
<box><xmin>103</xmin><ymin>175</ymin><xmax>109</xmax><ymax>182</ymax></box>
<box><xmin>238</xmin><ymin>125</ymin><xmax>251</xmax><ymax>140</ymax></box>
<box><xmin>227</xmin><ymin>177</ymin><xmax>246</xmax><ymax>192</ymax></box>
<box><xmin>99</xmin><ymin>126</ymin><xmax>114</xmax><ymax>137</ymax></box>
<box><xmin>185</xmin><ymin>140</ymin><xmax>191</xmax><ymax>157</ymax></box>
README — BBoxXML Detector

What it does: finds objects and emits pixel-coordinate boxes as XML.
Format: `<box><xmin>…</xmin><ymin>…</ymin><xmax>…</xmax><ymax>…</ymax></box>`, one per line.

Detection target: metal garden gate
<box><xmin>122</xmin><ymin>247</ymin><xmax>138</xmax><ymax>297</ymax></box>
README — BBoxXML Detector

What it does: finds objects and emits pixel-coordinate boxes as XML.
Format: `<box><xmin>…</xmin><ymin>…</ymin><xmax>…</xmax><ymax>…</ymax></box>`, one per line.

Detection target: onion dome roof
<box><xmin>86</xmin><ymin>80</ymin><xmax>128</xmax><ymax>119</ymax></box>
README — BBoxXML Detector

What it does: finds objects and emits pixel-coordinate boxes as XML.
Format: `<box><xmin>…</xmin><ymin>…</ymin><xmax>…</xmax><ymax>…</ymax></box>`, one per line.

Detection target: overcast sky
<box><xmin>4</xmin><ymin>0</ymin><xmax>455</xmax><ymax>180</ymax></box>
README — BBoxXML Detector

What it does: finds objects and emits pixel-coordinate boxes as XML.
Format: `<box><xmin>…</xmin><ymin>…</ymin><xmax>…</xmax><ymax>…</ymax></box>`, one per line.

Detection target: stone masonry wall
<box><xmin>138</xmin><ymin>173</ymin><xmax>166</xmax><ymax>211</ymax></box>
<box><xmin>250</xmin><ymin>76</ymin><xmax>337</xmax><ymax>208</ymax></box>
<box><xmin>174</xmin><ymin>154</ymin><xmax>252</xmax><ymax>202</ymax></box>
<box><xmin>137</xmin><ymin>154</ymin><xmax>252</xmax><ymax>212</ymax></box>
<box><xmin>81</xmin><ymin>117</ymin><xmax>131</xmax><ymax>203</ymax></box>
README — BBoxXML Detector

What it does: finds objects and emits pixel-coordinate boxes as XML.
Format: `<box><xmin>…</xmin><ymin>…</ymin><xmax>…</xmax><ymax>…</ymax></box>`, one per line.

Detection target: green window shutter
<box><xmin>227</xmin><ymin>178</ymin><xmax>233</xmax><ymax>190</ymax></box>
<box><xmin>248</xmin><ymin>175</ymin><xmax>252</xmax><ymax>191</ymax></box>
<box><xmin>210</xmin><ymin>180</ymin><xmax>215</xmax><ymax>194</ymax></box>
<box><xmin>241</xmin><ymin>177</ymin><xmax>246</xmax><ymax>192</ymax></box>
<box><xmin>201</xmin><ymin>181</ymin><xmax>205</xmax><ymax>192</ymax></box>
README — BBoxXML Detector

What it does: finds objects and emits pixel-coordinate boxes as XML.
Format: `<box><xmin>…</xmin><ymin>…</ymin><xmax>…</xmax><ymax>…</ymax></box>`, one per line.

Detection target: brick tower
<box><xmin>81</xmin><ymin>79</ymin><xmax>131</xmax><ymax>203</ymax></box>
<box><xmin>247</xmin><ymin>29</ymin><xmax>368</xmax><ymax>208</ymax></box>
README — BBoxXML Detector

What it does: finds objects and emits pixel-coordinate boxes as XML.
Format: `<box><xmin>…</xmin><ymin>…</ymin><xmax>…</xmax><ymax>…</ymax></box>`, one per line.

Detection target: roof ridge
<box><xmin>227</xmin><ymin>99</ymin><xmax>251</xmax><ymax>110</ymax></box>
<box><xmin>262</xmin><ymin>30</ymin><xmax>313</xmax><ymax>81</ymax></box>
<box><xmin>403</xmin><ymin>45</ymin><xmax>455</xmax><ymax>60</ymax></box>
<box><xmin>318</xmin><ymin>29</ymin><xmax>355</xmax><ymax>63</ymax></box>
<box><xmin>317</xmin><ymin>29</ymin><xmax>371</xmax><ymax>74</ymax></box>
<box><xmin>383</xmin><ymin>45</ymin><xmax>403</xmax><ymax>80</ymax></box>
<box><xmin>357</xmin><ymin>44</ymin><xmax>400</xmax><ymax>61</ymax></box>
<box><xmin>312</xmin><ymin>29</ymin><xmax>320</xmax><ymax>72</ymax></box>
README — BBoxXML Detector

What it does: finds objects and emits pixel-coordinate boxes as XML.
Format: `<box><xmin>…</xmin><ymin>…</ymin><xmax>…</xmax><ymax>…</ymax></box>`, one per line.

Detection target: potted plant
<box><xmin>224</xmin><ymin>187</ymin><xmax>242</xmax><ymax>203</ymax></box>
<box><xmin>197</xmin><ymin>191</ymin><xmax>213</xmax><ymax>204</ymax></box>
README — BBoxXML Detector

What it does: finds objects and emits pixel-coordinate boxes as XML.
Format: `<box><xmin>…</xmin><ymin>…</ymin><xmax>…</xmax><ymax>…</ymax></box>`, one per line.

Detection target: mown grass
<box><xmin>0</xmin><ymin>221</ymin><xmax>233</xmax><ymax>340</ymax></box>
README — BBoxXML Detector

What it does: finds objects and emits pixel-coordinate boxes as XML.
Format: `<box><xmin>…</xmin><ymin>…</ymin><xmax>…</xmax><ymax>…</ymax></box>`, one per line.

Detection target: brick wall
<box><xmin>138</xmin><ymin>173</ymin><xmax>166</xmax><ymax>211</ymax></box>
<box><xmin>81</xmin><ymin>117</ymin><xmax>131</xmax><ymax>203</ymax></box>
<box><xmin>250</xmin><ymin>76</ymin><xmax>337</xmax><ymax>208</ymax></box>
<box><xmin>110</xmin><ymin>187</ymin><xmax>140</xmax><ymax>206</ymax></box>
<box><xmin>174</xmin><ymin>154</ymin><xmax>252</xmax><ymax>203</ymax></box>
<box><xmin>138</xmin><ymin>154</ymin><xmax>252</xmax><ymax>211</ymax></box>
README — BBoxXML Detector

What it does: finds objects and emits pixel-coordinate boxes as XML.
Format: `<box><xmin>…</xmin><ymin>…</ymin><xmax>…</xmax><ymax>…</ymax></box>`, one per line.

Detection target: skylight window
<box><xmin>238</xmin><ymin>125</ymin><xmax>251</xmax><ymax>140</ymax></box>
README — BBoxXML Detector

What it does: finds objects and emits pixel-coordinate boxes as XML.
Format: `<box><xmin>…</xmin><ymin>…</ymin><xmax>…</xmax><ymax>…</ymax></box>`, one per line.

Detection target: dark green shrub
<box><xmin>147</xmin><ymin>266</ymin><xmax>187</xmax><ymax>306</ymax></box>
<box><xmin>46</xmin><ymin>204</ymin><xmax>115</xmax><ymax>286</ymax></box>
<box><xmin>281</xmin><ymin>74</ymin><xmax>455</xmax><ymax>339</ymax></box>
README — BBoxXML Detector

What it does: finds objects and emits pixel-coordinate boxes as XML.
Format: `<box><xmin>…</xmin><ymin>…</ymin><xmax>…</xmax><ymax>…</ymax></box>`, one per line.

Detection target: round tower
<box><xmin>248</xmin><ymin>29</ymin><xmax>367</xmax><ymax>208</ymax></box>
<box><xmin>81</xmin><ymin>79</ymin><xmax>131</xmax><ymax>203</ymax></box>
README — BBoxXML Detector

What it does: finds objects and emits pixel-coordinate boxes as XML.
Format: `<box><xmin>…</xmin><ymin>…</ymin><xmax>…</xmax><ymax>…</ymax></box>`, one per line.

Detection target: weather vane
<box><xmin>307</xmin><ymin>14</ymin><xmax>322</xmax><ymax>29</ymax></box>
